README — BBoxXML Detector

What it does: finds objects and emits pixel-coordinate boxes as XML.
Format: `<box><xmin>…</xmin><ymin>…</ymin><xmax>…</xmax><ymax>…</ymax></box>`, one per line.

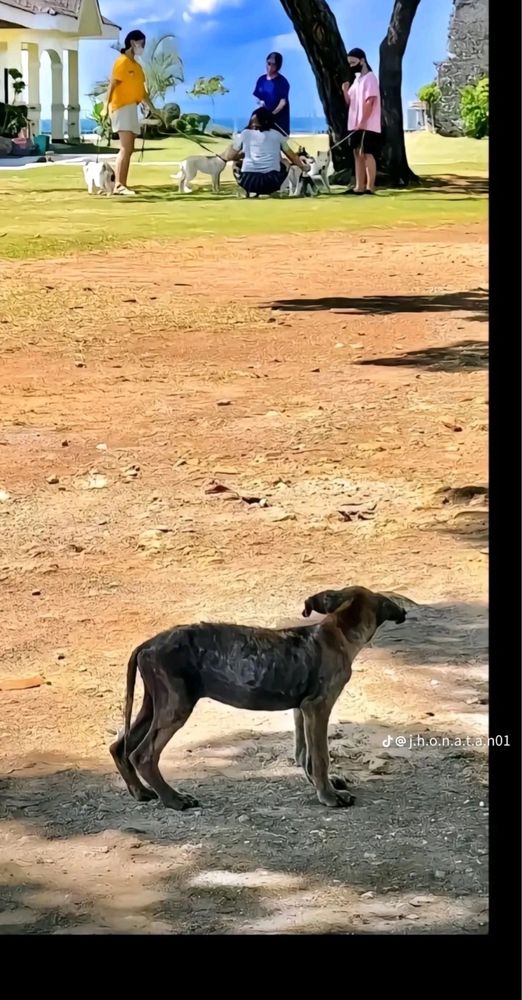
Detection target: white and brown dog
<box><xmin>172</xmin><ymin>154</ymin><xmax>227</xmax><ymax>193</ymax></box>
<box><xmin>83</xmin><ymin>159</ymin><xmax>116</xmax><ymax>196</ymax></box>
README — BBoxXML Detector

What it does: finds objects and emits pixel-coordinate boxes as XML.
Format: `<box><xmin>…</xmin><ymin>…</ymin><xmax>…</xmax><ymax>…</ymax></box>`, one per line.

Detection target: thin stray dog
<box><xmin>83</xmin><ymin>159</ymin><xmax>116</xmax><ymax>196</ymax></box>
<box><xmin>172</xmin><ymin>153</ymin><xmax>227</xmax><ymax>193</ymax></box>
<box><xmin>110</xmin><ymin>586</ymin><xmax>406</xmax><ymax>811</ymax></box>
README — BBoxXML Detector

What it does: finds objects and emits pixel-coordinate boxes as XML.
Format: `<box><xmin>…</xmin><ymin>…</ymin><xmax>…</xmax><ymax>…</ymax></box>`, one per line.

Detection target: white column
<box><xmin>26</xmin><ymin>43</ymin><xmax>41</xmax><ymax>138</ymax></box>
<box><xmin>5</xmin><ymin>38</ymin><xmax>23</xmax><ymax>80</ymax></box>
<box><xmin>3</xmin><ymin>38</ymin><xmax>22</xmax><ymax>105</ymax></box>
<box><xmin>67</xmin><ymin>49</ymin><xmax>80</xmax><ymax>141</ymax></box>
<box><xmin>50</xmin><ymin>53</ymin><xmax>64</xmax><ymax>142</ymax></box>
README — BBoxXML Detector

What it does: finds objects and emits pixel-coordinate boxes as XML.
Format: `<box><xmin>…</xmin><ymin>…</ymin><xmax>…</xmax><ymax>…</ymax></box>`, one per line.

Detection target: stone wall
<box><xmin>435</xmin><ymin>0</ymin><xmax>488</xmax><ymax>135</ymax></box>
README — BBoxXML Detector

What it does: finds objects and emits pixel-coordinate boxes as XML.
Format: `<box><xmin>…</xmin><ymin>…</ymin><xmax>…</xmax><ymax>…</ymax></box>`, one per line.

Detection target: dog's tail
<box><xmin>123</xmin><ymin>646</ymin><xmax>140</xmax><ymax>748</ymax></box>
<box><xmin>170</xmin><ymin>161</ymin><xmax>184</xmax><ymax>181</ymax></box>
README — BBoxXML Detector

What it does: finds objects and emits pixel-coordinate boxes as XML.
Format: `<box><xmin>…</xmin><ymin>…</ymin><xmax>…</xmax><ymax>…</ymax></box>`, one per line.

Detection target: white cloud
<box><xmin>135</xmin><ymin>9</ymin><xmax>176</xmax><ymax>26</ymax></box>
<box><xmin>182</xmin><ymin>12</ymin><xmax>192</xmax><ymax>23</ymax></box>
<box><xmin>188</xmin><ymin>0</ymin><xmax>242</xmax><ymax>14</ymax></box>
<box><xmin>272</xmin><ymin>32</ymin><xmax>302</xmax><ymax>53</ymax></box>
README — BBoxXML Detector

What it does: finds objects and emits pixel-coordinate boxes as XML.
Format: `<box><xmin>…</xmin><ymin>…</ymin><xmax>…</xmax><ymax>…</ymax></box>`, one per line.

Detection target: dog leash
<box><xmin>272</xmin><ymin>120</ymin><xmax>355</xmax><ymax>154</ymax></box>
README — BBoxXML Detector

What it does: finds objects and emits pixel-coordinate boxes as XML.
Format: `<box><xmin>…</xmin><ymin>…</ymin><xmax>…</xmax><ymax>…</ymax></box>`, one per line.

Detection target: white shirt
<box><xmin>232</xmin><ymin>128</ymin><xmax>288</xmax><ymax>173</ymax></box>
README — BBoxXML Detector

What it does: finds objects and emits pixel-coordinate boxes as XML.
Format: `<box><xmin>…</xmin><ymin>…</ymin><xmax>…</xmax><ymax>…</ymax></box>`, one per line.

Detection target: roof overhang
<box><xmin>0</xmin><ymin>1</ymin><xmax>119</xmax><ymax>38</ymax></box>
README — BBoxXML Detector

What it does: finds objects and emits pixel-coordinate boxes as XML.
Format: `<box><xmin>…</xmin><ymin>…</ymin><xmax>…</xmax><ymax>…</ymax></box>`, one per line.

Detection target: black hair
<box><xmin>266</xmin><ymin>51</ymin><xmax>283</xmax><ymax>71</ymax></box>
<box><xmin>247</xmin><ymin>107</ymin><xmax>275</xmax><ymax>131</ymax></box>
<box><xmin>121</xmin><ymin>30</ymin><xmax>146</xmax><ymax>54</ymax></box>
<box><xmin>346</xmin><ymin>48</ymin><xmax>372</xmax><ymax>84</ymax></box>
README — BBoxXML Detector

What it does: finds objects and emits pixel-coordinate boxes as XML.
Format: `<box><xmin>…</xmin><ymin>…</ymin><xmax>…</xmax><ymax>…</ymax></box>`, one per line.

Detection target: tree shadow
<box><xmin>369</xmin><ymin>599</ymin><xmax>488</xmax><ymax>668</ymax></box>
<box><xmin>269</xmin><ymin>288</ymin><xmax>488</xmax><ymax>322</ymax></box>
<box><xmin>357</xmin><ymin>339</ymin><xmax>488</xmax><ymax>372</ymax></box>
<box><xmin>413</xmin><ymin>174</ymin><xmax>489</xmax><ymax>196</ymax></box>
<box><xmin>434</xmin><ymin>511</ymin><xmax>488</xmax><ymax>550</ymax></box>
<box><xmin>0</xmin><ymin>712</ymin><xmax>488</xmax><ymax>934</ymax></box>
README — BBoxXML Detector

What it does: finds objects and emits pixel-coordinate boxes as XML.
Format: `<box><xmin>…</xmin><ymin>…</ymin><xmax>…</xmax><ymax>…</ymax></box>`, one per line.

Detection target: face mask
<box><xmin>133</xmin><ymin>44</ymin><xmax>145</xmax><ymax>59</ymax></box>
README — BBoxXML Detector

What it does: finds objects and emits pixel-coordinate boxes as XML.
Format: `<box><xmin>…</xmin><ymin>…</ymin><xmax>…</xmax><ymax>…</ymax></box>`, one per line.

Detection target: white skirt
<box><xmin>110</xmin><ymin>103</ymin><xmax>141</xmax><ymax>136</ymax></box>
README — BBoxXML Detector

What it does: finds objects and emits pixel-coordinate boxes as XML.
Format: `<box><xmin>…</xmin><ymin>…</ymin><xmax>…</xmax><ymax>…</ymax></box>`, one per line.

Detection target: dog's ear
<box><xmin>376</xmin><ymin>595</ymin><xmax>407</xmax><ymax>626</ymax></box>
<box><xmin>302</xmin><ymin>588</ymin><xmax>352</xmax><ymax>617</ymax></box>
<box><xmin>330</xmin><ymin>592</ymin><xmax>367</xmax><ymax>631</ymax></box>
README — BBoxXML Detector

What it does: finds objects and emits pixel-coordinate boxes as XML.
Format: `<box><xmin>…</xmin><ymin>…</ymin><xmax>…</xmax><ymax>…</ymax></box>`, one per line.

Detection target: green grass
<box><xmin>0</xmin><ymin>133</ymin><xmax>488</xmax><ymax>260</ymax></box>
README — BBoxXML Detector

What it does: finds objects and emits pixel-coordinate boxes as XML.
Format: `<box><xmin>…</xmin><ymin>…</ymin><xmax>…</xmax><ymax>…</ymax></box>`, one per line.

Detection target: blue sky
<box><xmin>44</xmin><ymin>0</ymin><xmax>454</xmax><ymax>119</ymax></box>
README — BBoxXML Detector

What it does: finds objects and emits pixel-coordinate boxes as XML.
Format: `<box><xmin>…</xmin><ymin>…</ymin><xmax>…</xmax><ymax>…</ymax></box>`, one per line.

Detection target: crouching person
<box><xmin>223</xmin><ymin>107</ymin><xmax>308</xmax><ymax>196</ymax></box>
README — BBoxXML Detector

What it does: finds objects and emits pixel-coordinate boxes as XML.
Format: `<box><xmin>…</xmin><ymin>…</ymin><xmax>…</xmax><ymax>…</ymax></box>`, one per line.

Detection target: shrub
<box><xmin>0</xmin><ymin>102</ymin><xmax>28</xmax><ymax>137</ymax></box>
<box><xmin>460</xmin><ymin>77</ymin><xmax>489</xmax><ymax>138</ymax></box>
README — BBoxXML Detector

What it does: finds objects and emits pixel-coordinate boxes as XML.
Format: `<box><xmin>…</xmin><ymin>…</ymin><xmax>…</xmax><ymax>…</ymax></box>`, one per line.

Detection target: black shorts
<box><xmin>239</xmin><ymin>166</ymin><xmax>288</xmax><ymax>196</ymax></box>
<box><xmin>348</xmin><ymin>130</ymin><xmax>381</xmax><ymax>156</ymax></box>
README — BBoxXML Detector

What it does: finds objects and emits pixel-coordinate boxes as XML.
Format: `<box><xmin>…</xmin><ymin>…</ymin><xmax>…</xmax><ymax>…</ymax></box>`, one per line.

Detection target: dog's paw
<box><xmin>330</xmin><ymin>775</ymin><xmax>352</xmax><ymax>792</ymax></box>
<box><xmin>179</xmin><ymin>792</ymin><xmax>199</xmax><ymax>810</ymax></box>
<box><xmin>162</xmin><ymin>791</ymin><xmax>199</xmax><ymax>811</ymax></box>
<box><xmin>132</xmin><ymin>786</ymin><xmax>158</xmax><ymax>802</ymax></box>
<box><xmin>318</xmin><ymin>788</ymin><xmax>356</xmax><ymax>808</ymax></box>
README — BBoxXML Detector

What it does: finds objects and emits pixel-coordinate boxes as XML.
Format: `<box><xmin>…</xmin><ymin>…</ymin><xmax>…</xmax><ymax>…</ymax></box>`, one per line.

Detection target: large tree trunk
<box><xmin>379</xmin><ymin>0</ymin><xmax>421</xmax><ymax>185</ymax></box>
<box><xmin>279</xmin><ymin>0</ymin><xmax>352</xmax><ymax>174</ymax></box>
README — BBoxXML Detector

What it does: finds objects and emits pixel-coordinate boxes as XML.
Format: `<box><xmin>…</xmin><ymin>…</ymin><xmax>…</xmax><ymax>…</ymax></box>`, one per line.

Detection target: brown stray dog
<box><xmin>110</xmin><ymin>586</ymin><xmax>406</xmax><ymax>811</ymax></box>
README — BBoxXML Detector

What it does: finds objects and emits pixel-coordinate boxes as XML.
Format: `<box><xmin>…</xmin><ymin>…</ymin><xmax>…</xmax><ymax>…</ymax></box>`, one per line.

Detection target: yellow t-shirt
<box><xmin>109</xmin><ymin>54</ymin><xmax>146</xmax><ymax>112</ymax></box>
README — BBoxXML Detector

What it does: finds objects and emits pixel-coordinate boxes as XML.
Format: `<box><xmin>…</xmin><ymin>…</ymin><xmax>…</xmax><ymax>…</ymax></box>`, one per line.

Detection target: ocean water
<box><xmin>40</xmin><ymin>114</ymin><xmax>329</xmax><ymax>136</ymax></box>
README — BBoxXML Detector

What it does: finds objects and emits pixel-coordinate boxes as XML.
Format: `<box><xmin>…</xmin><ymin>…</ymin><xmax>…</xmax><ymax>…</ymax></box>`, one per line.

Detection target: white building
<box><xmin>405</xmin><ymin>99</ymin><xmax>427</xmax><ymax>132</ymax></box>
<box><xmin>0</xmin><ymin>0</ymin><xmax>119</xmax><ymax>141</ymax></box>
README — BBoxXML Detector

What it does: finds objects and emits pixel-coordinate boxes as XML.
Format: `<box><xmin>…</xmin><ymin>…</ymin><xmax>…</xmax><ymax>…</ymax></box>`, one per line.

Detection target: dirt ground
<box><xmin>0</xmin><ymin>225</ymin><xmax>489</xmax><ymax>934</ymax></box>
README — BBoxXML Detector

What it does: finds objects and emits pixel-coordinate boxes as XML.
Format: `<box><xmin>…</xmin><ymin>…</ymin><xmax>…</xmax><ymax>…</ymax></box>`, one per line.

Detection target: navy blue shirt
<box><xmin>253</xmin><ymin>73</ymin><xmax>290</xmax><ymax>136</ymax></box>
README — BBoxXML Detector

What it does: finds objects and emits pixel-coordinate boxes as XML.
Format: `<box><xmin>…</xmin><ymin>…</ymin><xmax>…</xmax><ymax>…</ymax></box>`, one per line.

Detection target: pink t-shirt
<box><xmin>347</xmin><ymin>71</ymin><xmax>381</xmax><ymax>133</ymax></box>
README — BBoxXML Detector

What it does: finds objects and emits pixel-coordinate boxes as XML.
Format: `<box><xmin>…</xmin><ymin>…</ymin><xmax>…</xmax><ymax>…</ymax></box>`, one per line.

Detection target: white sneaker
<box><xmin>114</xmin><ymin>185</ymin><xmax>136</xmax><ymax>196</ymax></box>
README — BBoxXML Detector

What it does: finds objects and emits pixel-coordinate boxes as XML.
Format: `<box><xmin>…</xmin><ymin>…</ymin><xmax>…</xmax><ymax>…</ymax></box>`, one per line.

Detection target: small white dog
<box><xmin>83</xmin><ymin>159</ymin><xmax>116</xmax><ymax>196</ymax></box>
<box><xmin>172</xmin><ymin>154</ymin><xmax>227</xmax><ymax>193</ymax></box>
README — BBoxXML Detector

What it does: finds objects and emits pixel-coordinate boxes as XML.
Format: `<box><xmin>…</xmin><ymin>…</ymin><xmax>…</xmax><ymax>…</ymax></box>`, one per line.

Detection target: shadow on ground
<box><xmin>371</xmin><ymin>600</ymin><xmax>488</xmax><ymax>669</ymax></box>
<box><xmin>357</xmin><ymin>339</ymin><xmax>488</xmax><ymax>373</ymax></box>
<box><xmin>0</xmin><ymin>599</ymin><xmax>488</xmax><ymax>934</ymax></box>
<box><xmin>269</xmin><ymin>288</ymin><xmax>488</xmax><ymax>324</ymax></box>
<box><xmin>0</xmin><ymin>713</ymin><xmax>488</xmax><ymax>934</ymax></box>
<box><xmin>434</xmin><ymin>512</ymin><xmax>488</xmax><ymax>550</ymax></box>
<box><xmin>413</xmin><ymin>175</ymin><xmax>488</xmax><ymax>196</ymax></box>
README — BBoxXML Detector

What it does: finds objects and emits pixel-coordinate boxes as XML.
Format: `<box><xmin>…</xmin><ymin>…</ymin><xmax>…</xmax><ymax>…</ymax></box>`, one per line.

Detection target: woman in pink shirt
<box><xmin>342</xmin><ymin>48</ymin><xmax>382</xmax><ymax>195</ymax></box>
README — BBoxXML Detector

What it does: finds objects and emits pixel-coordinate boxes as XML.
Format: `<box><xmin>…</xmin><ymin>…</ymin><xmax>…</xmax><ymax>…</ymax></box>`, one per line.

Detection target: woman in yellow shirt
<box><xmin>104</xmin><ymin>30</ymin><xmax>153</xmax><ymax>195</ymax></box>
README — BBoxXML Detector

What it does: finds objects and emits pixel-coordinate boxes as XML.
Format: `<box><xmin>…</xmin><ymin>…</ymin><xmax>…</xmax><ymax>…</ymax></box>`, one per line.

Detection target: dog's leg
<box><xmin>302</xmin><ymin>699</ymin><xmax>355</xmax><ymax>807</ymax></box>
<box><xmin>130</xmin><ymin>666</ymin><xmax>198</xmax><ymax>811</ymax></box>
<box><xmin>295</xmin><ymin>706</ymin><xmax>346</xmax><ymax>790</ymax></box>
<box><xmin>293</xmin><ymin>709</ymin><xmax>306</xmax><ymax>768</ymax></box>
<box><xmin>184</xmin><ymin>162</ymin><xmax>197</xmax><ymax>194</ymax></box>
<box><xmin>110</xmin><ymin>689</ymin><xmax>156</xmax><ymax>802</ymax></box>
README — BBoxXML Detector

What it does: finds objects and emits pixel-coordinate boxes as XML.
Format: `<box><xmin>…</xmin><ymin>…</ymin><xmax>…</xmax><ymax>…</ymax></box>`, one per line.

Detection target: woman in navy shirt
<box><xmin>253</xmin><ymin>52</ymin><xmax>291</xmax><ymax>136</ymax></box>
